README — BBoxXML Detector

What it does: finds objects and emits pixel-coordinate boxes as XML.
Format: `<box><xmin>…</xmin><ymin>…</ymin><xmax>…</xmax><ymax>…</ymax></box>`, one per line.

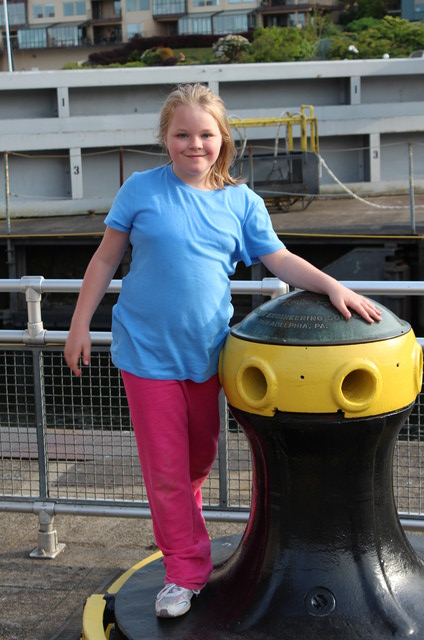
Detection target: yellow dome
<box><xmin>219</xmin><ymin>292</ymin><xmax>422</xmax><ymax>419</ymax></box>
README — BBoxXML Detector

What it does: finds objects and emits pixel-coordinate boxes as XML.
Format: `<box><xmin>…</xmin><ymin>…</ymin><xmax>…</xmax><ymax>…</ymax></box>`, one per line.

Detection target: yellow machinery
<box><xmin>229</xmin><ymin>105</ymin><xmax>320</xmax><ymax>212</ymax></box>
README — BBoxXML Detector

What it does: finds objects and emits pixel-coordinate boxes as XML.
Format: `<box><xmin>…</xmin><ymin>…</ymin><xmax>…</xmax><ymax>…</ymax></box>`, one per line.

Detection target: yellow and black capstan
<box><xmin>220</xmin><ymin>291</ymin><xmax>422</xmax><ymax>419</ymax></box>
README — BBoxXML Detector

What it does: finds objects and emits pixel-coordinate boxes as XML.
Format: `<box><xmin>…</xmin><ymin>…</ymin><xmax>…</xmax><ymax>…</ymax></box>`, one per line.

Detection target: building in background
<box><xmin>402</xmin><ymin>0</ymin><xmax>424</xmax><ymax>22</ymax></box>
<box><xmin>0</xmin><ymin>0</ymin><xmax>341</xmax><ymax>69</ymax></box>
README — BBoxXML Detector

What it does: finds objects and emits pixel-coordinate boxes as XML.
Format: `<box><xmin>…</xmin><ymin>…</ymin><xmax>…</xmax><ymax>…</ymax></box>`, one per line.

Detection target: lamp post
<box><xmin>2</xmin><ymin>0</ymin><xmax>14</xmax><ymax>72</ymax></box>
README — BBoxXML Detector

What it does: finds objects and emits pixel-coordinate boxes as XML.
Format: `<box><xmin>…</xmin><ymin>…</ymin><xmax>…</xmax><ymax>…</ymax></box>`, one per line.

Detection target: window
<box><xmin>153</xmin><ymin>0</ymin><xmax>185</xmax><ymax>15</ymax></box>
<box><xmin>402</xmin><ymin>0</ymin><xmax>424</xmax><ymax>19</ymax></box>
<box><xmin>33</xmin><ymin>4</ymin><xmax>44</xmax><ymax>18</ymax></box>
<box><xmin>114</xmin><ymin>0</ymin><xmax>121</xmax><ymax>14</ymax></box>
<box><xmin>193</xmin><ymin>0</ymin><xmax>218</xmax><ymax>6</ymax></box>
<box><xmin>49</xmin><ymin>24</ymin><xmax>81</xmax><ymax>46</ymax></box>
<box><xmin>0</xmin><ymin>2</ymin><xmax>26</xmax><ymax>25</ymax></box>
<box><xmin>127</xmin><ymin>0</ymin><xmax>149</xmax><ymax>9</ymax></box>
<box><xmin>63</xmin><ymin>1</ymin><xmax>74</xmax><ymax>15</ymax></box>
<box><xmin>213</xmin><ymin>11</ymin><xmax>249</xmax><ymax>33</ymax></box>
<box><xmin>63</xmin><ymin>0</ymin><xmax>86</xmax><ymax>16</ymax></box>
<box><xmin>32</xmin><ymin>3</ymin><xmax>55</xmax><ymax>18</ymax></box>
<box><xmin>75</xmin><ymin>1</ymin><xmax>86</xmax><ymax>14</ymax></box>
<box><xmin>127</xmin><ymin>22</ymin><xmax>142</xmax><ymax>38</ymax></box>
<box><xmin>288</xmin><ymin>12</ymin><xmax>305</xmax><ymax>27</ymax></box>
<box><xmin>17</xmin><ymin>27</ymin><xmax>47</xmax><ymax>48</ymax></box>
<box><xmin>178</xmin><ymin>15</ymin><xmax>212</xmax><ymax>34</ymax></box>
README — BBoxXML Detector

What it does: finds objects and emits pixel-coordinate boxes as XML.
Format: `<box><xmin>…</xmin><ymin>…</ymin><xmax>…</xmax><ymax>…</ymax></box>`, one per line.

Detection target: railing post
<box><xmin>4</xmin><ymin>151</ymin><xmax>18</xmax><ymax>316</ymax></box>
<box><xmin>217</xmin><ymin>391</ymin><xmax>229</xmax><ymax>512</ymax></box>
<box><xmin>29</xmin><ymin>350</ymin><xmax>65</xmax><ymax>558</ymax></box>
<box><xmin>409</xmin><ymin>142</ymin><xmax>416</xmax><ymax>235</ymax></box>
<box><xmin>19</xmin><ymin>276</ymin><xmax>48</xmax><ymax>344</ymax></box>
<box><xmin>18</xmin><ymin>276</ymin><xmax>65</xmax><ymax>558</ymax></box>
<box><xmin>30</xmin><ymin>502</ymin><xmax>66</xmax><ymax>559</ymax></box>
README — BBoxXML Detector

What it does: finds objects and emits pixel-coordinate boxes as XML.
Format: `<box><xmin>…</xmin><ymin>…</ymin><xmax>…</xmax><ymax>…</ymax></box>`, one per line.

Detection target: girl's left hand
<box><xmin>260</xmin><ymin>249</ymin><xmax>383</xmax><ymax>324</ymax></box>
<box><xmin>328</xmin><ymin>284</ymin><xmax>382</xmax><ymax>323</ymax></box>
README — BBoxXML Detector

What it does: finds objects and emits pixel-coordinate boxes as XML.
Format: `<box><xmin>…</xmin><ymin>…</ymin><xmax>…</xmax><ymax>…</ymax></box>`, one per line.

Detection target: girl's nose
<box><xmin>190</xmin><ymin>136</ymin><xmax>202</xmax><ymax>149</ymax></box>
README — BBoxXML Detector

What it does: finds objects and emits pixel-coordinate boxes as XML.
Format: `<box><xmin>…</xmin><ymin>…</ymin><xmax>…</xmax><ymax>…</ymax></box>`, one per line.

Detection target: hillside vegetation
<box><xmin>64</xmin><ymin>14</ymin><xmax>424</xmax><ymax>68</ymax></box>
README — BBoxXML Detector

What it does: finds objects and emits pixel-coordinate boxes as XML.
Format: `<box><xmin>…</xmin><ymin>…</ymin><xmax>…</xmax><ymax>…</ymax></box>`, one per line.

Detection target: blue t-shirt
<box><xmin>105</xmin><ymin>165</ymin><xmax>285</xmax><ymax>382</ymax></box>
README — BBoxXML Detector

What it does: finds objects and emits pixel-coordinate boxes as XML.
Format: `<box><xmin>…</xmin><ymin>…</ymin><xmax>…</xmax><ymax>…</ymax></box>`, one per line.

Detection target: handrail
<box><xmin>1</xmin><ymin>277</ymin><xmax>424</xmax><ymax>346</ymax></box>
<box><xmin>1</xmin><ymin>276</ymin><xmax>423</xmax><ymax>295</ymax></box>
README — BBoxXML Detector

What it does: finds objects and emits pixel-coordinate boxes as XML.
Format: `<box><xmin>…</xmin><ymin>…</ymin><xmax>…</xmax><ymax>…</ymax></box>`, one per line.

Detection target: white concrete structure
<box><xmin>0</xmin><ymin>57</ymin><xmax>423</xmax><ymax>218</ymax></box>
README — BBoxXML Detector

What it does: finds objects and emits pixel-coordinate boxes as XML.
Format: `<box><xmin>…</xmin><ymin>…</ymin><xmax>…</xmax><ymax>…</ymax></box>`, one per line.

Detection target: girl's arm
<box><xmin>259</xmin><ymin>248</ymin><xmax>382</xmax><ymax>324</ymax></box>
<box><xmin>64</xmin><ymin>227</ymin><xmax>130</xmax><ymax>376</ymax></box>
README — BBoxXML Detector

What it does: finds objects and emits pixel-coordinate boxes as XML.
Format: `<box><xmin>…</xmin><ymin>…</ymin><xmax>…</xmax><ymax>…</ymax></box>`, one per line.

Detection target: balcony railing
<box><xmin>152</xmin><ymin>0</ymin><xmax>186</xmax><ymax>16</ymax></box>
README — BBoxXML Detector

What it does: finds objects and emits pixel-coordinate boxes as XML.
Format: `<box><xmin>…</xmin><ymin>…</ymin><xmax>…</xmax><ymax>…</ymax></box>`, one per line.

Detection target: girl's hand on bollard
<box><xmin>327</xmin><ymin>283</ymin><xmax>382</xmax><ymax>324</ymax></box>
<box><xmin>259</xmin><ymin>248</ymin><xmax>382</xmax><ymax>325</ymax></box>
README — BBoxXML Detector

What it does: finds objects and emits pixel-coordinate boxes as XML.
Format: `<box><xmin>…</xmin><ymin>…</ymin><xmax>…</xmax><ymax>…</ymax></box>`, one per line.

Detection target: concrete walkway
<box><xmin>0</xmin><ymin>511</ymin><xmax>245</xmax><ymax>639</ymax></box>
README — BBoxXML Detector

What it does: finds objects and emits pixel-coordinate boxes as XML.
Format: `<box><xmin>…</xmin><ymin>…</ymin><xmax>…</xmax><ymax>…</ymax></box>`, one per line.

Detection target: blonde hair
<box><xmin>158</xmin><ymin>83</ymin><xmax>243</xmax><ymax>190</ymax></box>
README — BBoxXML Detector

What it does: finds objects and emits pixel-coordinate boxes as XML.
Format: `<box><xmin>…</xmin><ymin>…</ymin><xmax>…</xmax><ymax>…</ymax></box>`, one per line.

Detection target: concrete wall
<box><xmin>0</xmin><ymin>46</ymin><xmax>108</xmax><ymax>73</ymax></box>
<box><xmin>0</xmin><ymin>58</ymin><xmax>423</xmax><ymax>218</ymax></box>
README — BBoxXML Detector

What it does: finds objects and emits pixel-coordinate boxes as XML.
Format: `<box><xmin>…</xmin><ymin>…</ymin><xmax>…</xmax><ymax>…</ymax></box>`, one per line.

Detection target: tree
<box><xmin>346</xmin><ymin>17</ymin><xmax>382</xmax><ymax>34</ymax></box>
<box><xmin>328</xmin><ymin>16</ymin><xmax>424</xmax><ymax>59</ymax></box>
<box><xmin>246</xmin><ymin>26</ymin><xmax>310</xmax><ymax>63</ymax></box>
<box><xmin>305</xmin><ymin>10</ymin><xmax>342</xmax><ymax>40</ymax></box>
<box><xmin>339</xmin><ymin>0</ymin><xmax>388</xmax><ymax>25</ymax></box>
<box><xmin>373</xmin><ymin>16</ymin><xmax>424</xmax><ymax>54</ymax></box>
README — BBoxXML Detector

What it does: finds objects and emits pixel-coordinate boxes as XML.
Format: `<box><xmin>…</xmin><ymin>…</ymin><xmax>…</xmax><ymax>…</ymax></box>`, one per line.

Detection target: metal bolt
<box><xmin>305</xmin><ymin>587</ymin><xmax>336</xmax><ymax>617</ymax></box>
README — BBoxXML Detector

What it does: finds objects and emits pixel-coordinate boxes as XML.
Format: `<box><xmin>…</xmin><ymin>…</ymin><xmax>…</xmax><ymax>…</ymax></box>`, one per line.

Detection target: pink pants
<box><xmin>121</xmin><ymin>371</ymin><xmax>221</xmax><ymax>591</ymax></box>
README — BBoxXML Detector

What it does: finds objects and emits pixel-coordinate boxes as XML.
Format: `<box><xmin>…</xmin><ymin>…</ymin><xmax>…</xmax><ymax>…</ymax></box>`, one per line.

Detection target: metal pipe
<box><xmin>4</xmin><ymin>152</ymin><xmax>18</xmax><ymax>313</ymax></box>
<box><xmin>2</xmin><ymin>277</ymin><xmax>424</xmax><ymax>346</ymax></box>
<box><xmin>339</xmin><ymin>281</ymin><xmax>424</xmax><ymax>295</ymax></box>
<box><xmin>0</xmin><ymin>500</ymin><xmax>420</xmax><ymax>529</ymax></box>
<box><xmin>2</xmin><ymin>0</ymin><xmax>14</xmax><ymax>72</ymax></box>
<box><xmin>0</xmin><ymin>499</ymin><xmax>250</xmax><ymax>522</ymax></box>
<box><xmin>4</xmin><ymin>151</ymin><xmax>10</xmax><ymax>235</ymax></box>
<box><xmin>1</xmin><ymin>277</ymin><xmax>424</xmax><ymax>296</ymax></box>
<box><xmin>409</xmin><ymin>142</ymin><xmax>416</xmax><ymax>235</ymax></box>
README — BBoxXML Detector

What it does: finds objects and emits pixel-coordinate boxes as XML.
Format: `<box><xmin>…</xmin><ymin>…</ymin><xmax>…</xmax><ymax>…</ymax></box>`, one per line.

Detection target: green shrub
<box><xmin>329</xmin><ymin>16</ymin><xmax>424</xmax><ymax>59</ymax></box>
<box><xmin>246</xmin><ymin>26</ymin><xmax>305</xmax><ymax>63</ymax></box>
<box><xmin>140</xmin><ymin>46</ymin><xmax>178</xmax><ymax>66</ymax></box>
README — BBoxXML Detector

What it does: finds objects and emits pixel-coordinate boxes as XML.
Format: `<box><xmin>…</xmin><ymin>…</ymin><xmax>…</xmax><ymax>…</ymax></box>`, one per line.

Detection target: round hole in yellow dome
<box><xmin>241</xmin><ymin>366</ymin><xmax>268</xmax><ymax>403</ymax></box>
<box><xmin>414</xmin><ymin>342</ymin><xmax>423</xmax><ymax>394</ymax></box>
<box><xmin>341</xmin><ymin>369</ymin><xmax>376</xmax><ymax>404</ymax></box>
<box><xmin>332</xmin><ymin>359</ymin><xmax>382</xmax><ymax>413</ymax></box>
<box><xmin>235</xmin><ymin>357</ymin><xmax>277</xmax><ymax>410</ymax></box>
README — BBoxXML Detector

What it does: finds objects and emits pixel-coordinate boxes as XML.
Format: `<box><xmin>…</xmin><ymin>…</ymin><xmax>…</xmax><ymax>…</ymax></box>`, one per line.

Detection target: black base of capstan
<box><xmin>111</xmin><ymin>407</ymin><xmax>424</xmax><ymax>639</ymax></box>
<box><xmin>111</xmin><ymin>533</ymin><xmax>424</xmax><ymax>640</ymax></box>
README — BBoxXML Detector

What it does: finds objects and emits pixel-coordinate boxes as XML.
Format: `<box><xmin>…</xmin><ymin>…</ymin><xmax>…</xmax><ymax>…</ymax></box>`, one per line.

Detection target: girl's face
<box><xmin>165</xmin><ymin>104</ymin><xmax>222</xmax><ymax>190</ymax></box>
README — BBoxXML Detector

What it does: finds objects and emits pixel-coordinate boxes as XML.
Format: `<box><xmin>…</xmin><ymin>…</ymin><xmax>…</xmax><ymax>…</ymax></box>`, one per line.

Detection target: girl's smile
<box><xmin>165</xmin><ymin>104</ymin><xmax>223</xmax><ymax>190</ymax></box>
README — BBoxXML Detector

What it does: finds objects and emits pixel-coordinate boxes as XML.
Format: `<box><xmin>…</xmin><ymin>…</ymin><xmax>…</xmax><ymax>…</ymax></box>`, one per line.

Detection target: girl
<box><xmin>64</xmin><ymin>83</ymin><xmax>381</xmax><ymax>619</ymax></box>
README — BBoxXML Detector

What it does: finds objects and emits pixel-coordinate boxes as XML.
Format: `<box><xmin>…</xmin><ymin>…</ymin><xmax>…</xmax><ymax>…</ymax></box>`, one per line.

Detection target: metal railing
<box><xmin>1</xmin><ymin>276</ymin><xmax>424</xmax><ymax>558</ymax></box>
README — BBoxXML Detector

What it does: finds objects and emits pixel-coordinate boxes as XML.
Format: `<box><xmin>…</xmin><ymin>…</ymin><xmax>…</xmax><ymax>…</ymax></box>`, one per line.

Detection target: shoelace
<box><xmin>157</xmin><ymin>584</ymin><xmax>186</xmax><ymax>600</ymax></box>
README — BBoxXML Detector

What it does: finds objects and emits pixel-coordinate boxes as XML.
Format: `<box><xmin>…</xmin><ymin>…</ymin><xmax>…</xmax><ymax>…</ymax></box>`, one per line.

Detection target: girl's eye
<box><xmin>177</xmin><ymin>133</ymin><xmax>188</xmax><ymax>138</ymax></box>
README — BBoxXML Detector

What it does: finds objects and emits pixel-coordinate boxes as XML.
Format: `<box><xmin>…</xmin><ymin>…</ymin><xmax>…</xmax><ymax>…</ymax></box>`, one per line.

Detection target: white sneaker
<box><xmin>155</xmin><ymin>583</ymin><xmax>200</xmax><ymax>618</ymax></box>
